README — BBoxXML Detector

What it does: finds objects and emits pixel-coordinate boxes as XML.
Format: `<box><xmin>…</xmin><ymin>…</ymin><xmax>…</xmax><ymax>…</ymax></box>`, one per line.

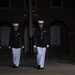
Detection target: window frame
<box><xmin>51</xmin><ymin>0</ymin><xmax>63</xmax><ymax>8</ymax></box>
<box><xmin>24</xmin><ymin>0</ymin><xmax>37</xmax><ymax>9</ymax></box>
<box><xmin>0</xmin><ymin>0</ymin><xmax>10</xmax><ymax>9</ymax></box>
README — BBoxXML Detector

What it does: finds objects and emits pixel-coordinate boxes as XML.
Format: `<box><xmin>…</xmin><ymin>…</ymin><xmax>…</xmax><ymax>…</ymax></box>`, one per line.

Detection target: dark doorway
<box><xmin>48</xmin><ymin>21</ymin><xmax>68</xmax><ymax>56</ymax></box>
<box><xmin>0</xmin><ymin>22</ymin><xmax>12</xmax><ymax>55</ymax></box>
<box><xmin>20</xmin><ymin>21</ymin><xmax>38</xmax><ymax>57</ymax></box>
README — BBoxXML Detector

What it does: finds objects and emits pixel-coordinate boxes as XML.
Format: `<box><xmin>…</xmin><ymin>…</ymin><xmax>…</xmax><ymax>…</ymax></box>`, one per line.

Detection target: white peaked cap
<box><xmin>13</xmin><ymin>23</ymin><xmax>19</xmax><ymax>26</ymax></box>
<box><xmin>38</xmin><ymin>20</ymin><xmax>44</xmax><ymax>23</ymax></box>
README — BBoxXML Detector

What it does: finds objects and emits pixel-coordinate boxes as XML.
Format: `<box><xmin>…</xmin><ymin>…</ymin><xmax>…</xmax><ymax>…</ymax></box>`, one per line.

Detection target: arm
<box><xmin>46</xmin><ymin>29</ymin><xmax>50</xmax><ymax>48</ymax></box>
<box><xmin>33</xmin><ymin>29</ymin><xmax>37</xmax><ymax>47</ymax></box>
<box><xmin>20</xmin><ymin>32</ymin><xmax>24</xmax><ymax>48</ymax></box>
<box><xmin>9</xmin><ymin>32</ymin><xmax>12</xmax><ymax>48</ymax></box>
<box><xmin>0</xmin><ymin>39</ymin><xmax>1</xmax><ymax>49</ymax></box>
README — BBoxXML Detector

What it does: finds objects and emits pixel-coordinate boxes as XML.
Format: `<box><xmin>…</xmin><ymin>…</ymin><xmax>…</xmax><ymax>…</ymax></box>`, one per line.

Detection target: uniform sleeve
<box><xmin>9</xmin><ymin>32</ymin><xmax>12</xmax><ymax>46</ymax></box>
<box><xmin>33</xmin><ymin>29</ymin><xmax>37</xmax><ymax>45</ymax></box>
<box><xmin>46</xmin><ymin>29</ymin><xmax>50</xmax><ymax>45</ymax></box>
<box><xmin>0</xmin><ymin>39</ymin><xmax>1</xmax><ymax>47</ymax></box>
<box><xmin>20</xmin><ymin>32</ymin><xmax>24</xmax><ymax>46</ymax></box>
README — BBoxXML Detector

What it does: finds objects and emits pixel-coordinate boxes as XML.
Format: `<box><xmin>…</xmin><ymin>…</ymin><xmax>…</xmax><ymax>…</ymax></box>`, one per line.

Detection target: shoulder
<box><xmin>34</xmin><ymin>28</ymin><xmax>39</xmax><ymax>32</ymax></box>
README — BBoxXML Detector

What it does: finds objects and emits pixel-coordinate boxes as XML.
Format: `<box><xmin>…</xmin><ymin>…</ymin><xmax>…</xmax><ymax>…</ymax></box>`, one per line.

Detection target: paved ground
<box><xmin>0</xmin><ymin>56</ymin><xmax>75</xmax><ymax>75</ymax></box>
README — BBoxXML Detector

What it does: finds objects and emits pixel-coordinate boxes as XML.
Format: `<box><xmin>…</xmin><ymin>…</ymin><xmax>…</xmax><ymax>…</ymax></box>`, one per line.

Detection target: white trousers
<box><xmin>12</xmin><ymin>48</ymin><xmax>21</xmax><ymax>67</ymax></box>
<box><xmin>37</xmin><ymin>47</ymin><xmax>46</xmax><ymax>68</ymax></box>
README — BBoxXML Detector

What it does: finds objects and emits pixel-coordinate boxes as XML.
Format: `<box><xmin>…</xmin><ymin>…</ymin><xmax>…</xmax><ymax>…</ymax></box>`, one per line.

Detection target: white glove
<box><xmin>0</xmin><ymin>46</ymin><xmax>1</xmax><ymax>49</ymax></box>
<box><xmin>47</xmin><ymin>45</ymin><xmax>49</xmax><ymax>48</ymax></box>
<box><xmin>9</xmin><ymin>46</ymin><xmax>11</xmax><ymax>49</ymax></box>
<box><xmin>34</xmin><ymin>45</ymin><xmax>36</xmax><ymax>48</ymax></box>
<box><xmin>22</xmin><ymin>46</ymin><xmax>24</xmax><ymax>48</ymax></box>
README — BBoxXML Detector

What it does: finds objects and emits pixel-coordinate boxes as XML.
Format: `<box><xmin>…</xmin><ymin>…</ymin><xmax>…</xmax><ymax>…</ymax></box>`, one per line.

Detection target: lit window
<box><xmin>0</xmin><ymin>0</ymin><xmax>10</xmax><ymax>8</ymax></box>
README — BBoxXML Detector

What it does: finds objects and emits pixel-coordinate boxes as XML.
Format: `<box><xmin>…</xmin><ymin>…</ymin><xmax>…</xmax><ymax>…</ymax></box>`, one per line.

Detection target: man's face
<box><xmin>39</xmin><ymin>23</ymin><xmax>43</xmax><ymax>29</ymax></box>
<box><xmin>14</xmin><ymin>26</ymin><xmax>18</xmax><ymax>31</ymax></box>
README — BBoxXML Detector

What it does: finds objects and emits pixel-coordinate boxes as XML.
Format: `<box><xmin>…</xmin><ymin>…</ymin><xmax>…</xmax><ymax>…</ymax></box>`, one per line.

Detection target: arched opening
<box><xmin>48</xmin><ymin>21</ymin><xmax>68</xmax><ymax>57</ymax></box>
<box><xmin>0</xmin><ymin>22</ymin><xmax>12</xmax><ymax>55</ymax></box>
<box><xmin>20</xmin><ymin>21</ymin><xmax>38</xmax><ymax>57</ymax></box>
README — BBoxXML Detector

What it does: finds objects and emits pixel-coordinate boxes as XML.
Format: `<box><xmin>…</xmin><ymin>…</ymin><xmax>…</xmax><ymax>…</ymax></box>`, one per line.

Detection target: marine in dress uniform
<box><xmin>33</xmin><ymin>20</ymin><xmax>49</xmax><ymax>69</ymax></box>
<box><xmin>9</xmin><ymin>23</ymin><xmax>24</xmax><ymax>68</ymax></box>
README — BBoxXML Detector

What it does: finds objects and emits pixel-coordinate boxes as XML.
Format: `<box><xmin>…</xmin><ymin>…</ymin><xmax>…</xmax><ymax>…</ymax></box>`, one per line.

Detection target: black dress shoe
<box><xmin>37</xmin><ymin>65</ymin><xmax>40</xmax><ymax>69</ymax></box>
<box><xmin>12</xmin><ymin>65</ymin><xmax>18</xmax><ymax>68</ymax></box>
<box><xmin>12</xmin><ymin>65</ymin><xmax>16</xmax><ymax>68</ymax></box>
